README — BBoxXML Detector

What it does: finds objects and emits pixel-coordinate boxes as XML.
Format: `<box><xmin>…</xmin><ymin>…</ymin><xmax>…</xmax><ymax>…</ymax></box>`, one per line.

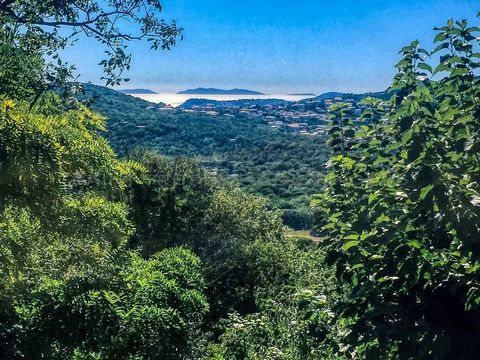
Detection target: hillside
<box><xmin>299</xmin><ymin>90</ymin><xmax>390</xmax><ymax>103</ymax></box>
<box><xmin>83</xmin><ymin>83</ymin><xmax>329</xmax><ymax>228</ymax></box>
<box><xmin>83</xmin><ymin>84</ymin><xmax>161</xmax><ymax>107</ymax></box>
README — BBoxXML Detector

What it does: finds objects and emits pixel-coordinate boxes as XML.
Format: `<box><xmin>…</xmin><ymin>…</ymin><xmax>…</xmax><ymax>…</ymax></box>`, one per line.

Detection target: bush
<box><xmin>12</xmin><ymin>248</ymin><xmax>208</xmax><ymax>359</ymax></box>
<box><xmin>282</xmin><ymin>209</ymin><xmax>314</xmax><ymax>230</ymax></box>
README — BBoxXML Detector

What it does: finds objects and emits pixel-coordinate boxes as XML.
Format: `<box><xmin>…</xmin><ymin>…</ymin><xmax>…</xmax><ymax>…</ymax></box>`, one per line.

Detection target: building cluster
<box><xmin>189</xmin><ymin>96</ymin><xmax>370</xmax><ymax>136</ymax></box>
<box><xmin>146</xmin><ymin>95</ymin><xmax>379</xmax><ymax>137</ymax></box>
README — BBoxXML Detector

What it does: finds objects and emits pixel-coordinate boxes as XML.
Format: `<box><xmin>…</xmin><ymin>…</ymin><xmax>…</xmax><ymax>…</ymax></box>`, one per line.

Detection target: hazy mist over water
<box><xmin>132</xmin><ymin>93</ymin><xmax>314</xmax><ymax>107</ymax></box>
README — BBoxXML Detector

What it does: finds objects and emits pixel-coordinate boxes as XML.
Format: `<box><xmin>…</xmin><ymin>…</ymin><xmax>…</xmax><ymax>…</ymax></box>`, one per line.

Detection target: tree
<box><xmin>313</xmin><ymin>14</ymin><xmax>480</xmax><ymax>359</ymax></box>
<box><xmin>0</xmin><ymin>0</ymin><xmax>182</xmax><ymax>100</ymax></box>
<box><xmin>0</xmin><ymin>2</ymin><xmax>215</xmax><ymax>359</ymax></box>
<box><xmin>202</xmin><ymin>239</ymin><xmax>344</xmax><ymax>360</ymax></box>
<box><xmin>128</xmin><ymin>151</ymin><xmax>287</xmax><ymax>320</ymax></box>
<box><xmin>0</xmin><ymin>96</ymin><xmax>209</xmax><ymax>359</ymax></box>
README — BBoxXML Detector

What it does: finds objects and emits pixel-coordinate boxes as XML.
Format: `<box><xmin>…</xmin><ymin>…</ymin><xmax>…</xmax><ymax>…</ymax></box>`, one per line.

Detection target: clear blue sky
<box><xmin>63</xmin><ymin>0</ymin><xmax>479</xmax><ymax>94</ymax></box>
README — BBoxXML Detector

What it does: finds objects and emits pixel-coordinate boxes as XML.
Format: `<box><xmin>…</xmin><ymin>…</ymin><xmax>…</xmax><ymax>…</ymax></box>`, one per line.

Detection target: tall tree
<box><xmin>313</xmin><ymin>15</ymin><xmax>480</xmax><ymax>359</ymax></box>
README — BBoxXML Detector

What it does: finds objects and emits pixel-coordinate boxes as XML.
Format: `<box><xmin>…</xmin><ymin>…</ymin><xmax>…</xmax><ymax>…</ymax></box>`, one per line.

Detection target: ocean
<box><xmin>130</xmin><ymin>93</ymin><xmax>314</xmax><ymax>107</ymax></box>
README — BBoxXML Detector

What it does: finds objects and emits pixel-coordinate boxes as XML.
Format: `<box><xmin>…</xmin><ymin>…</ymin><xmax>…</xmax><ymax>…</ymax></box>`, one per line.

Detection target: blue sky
<box><xmin>63</xmin><ymin>0</ymin><xmax>479</xmax><ymax>94</ymax></box>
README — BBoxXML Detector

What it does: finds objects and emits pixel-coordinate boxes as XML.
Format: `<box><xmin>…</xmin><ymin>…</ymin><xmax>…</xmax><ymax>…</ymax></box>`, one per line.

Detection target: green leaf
<box><xmin>324</xmin><ymin>172</ymin><xmax>336</xmax><ymax>183</ymax></box>
<box><xmin>386</xmin><ymin>142</ymin><xmax>402</xmax><ymax>152</ymax></box>
<box><xmin>419</xmin><ymin>184</ymin><xmax>434</xmax><ymax>200</ymax></box>
<box><xmin>342</xmin><ymin>241</ymin><xmax>359</xmax><ymax>251</ymax></box>
<box><xmin>368</xmin><ymin>192</ymin><xmax>380</xmax><ymax>205</ymax></box>
<box><xmin>451</xmin><ymin>68</ymin><xmax>470</xmax><ymax>77</ymax></box>
<box><xmin>407</xmin><ymin>240</ymin><xmax>422</xmax><ymax>249</ymax></box>
<box><xmin>395</xmin><ymin>59</ymin><xmax>411</xmax><ymax>69</ymax></box>
<box><xmin>378</xmin><ymin>276</ymin><xmax>400</xmax><ymax>283</ymax></box>
<box><xmin>434</xmin><ymin>32</ymin><xmax>447</xmax><ymax>43</ymax></box>
<box><xmin>466</xmin><ymin>262</ymin><xmax>480</xmax><ymax>274</ymax></box>
<box><xmin>455</xmin><ymin>128</ymin><xmax>468</xmax><ymax>141</ymax></box>
<box><xmin>350</xmin><ymin>263</ymin><xmax>364</xmax><ymax>271</ymax></box>
<box><xmin>401</xmin><ymin>129</ymin><xmax>414</xmax><ymax>144</ymax></box>
<box><xmin>418</xmin><ymin>63</ymin><xmax>433</xmax><ymax>73</ymax></box>
<box><xmin>433</xmin><ymin>63</ymin><xmax>450</xmax><ymax>75</ymax></box>
<box><xmin>375</xmin><ymin>214</ymin><xmax>391</xmax><ymax>224</ymax></box>
<box><xmin>431</xmin><ymin>43</ymin><xmax>449</xmax><ymax>56</ymax></box>
<box><xmin>405</xmin><ymin>223</ymin><xmax>417</xmax><ymax>232</ymax></box>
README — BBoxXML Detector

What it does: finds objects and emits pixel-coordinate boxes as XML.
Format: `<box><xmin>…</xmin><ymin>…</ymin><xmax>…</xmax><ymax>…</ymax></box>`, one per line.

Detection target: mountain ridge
<box><xmin>119</xmin><ymin>88</ymin><xmax>158</xmax><ymax>94</ymax></box>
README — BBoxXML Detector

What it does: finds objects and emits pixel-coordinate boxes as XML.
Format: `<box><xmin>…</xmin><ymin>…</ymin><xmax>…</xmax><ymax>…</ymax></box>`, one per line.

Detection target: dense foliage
<box><xmin>127</xmin><ymin>151</ymin><xmax>288</xmax><ymax>320</ymax></box>
<box><xmin>0</xmin><ymin>98</ymin><xmax>208</xmax><ymax>359</ymax></box>
<box><xmin>0</xmin><ymin>95</ymin><xmax>330</xmax><ymax>358</ymax></box>
<box><xmin>313</xmin><ymin>15</ymin><xmax>480</xmax><ymax>359</ymax></box>
<box><xmin>3</xmin><ymin>1</ymin><xmax>480</xmax><ymax>358</ymax></box>
<box><xmin>0</xmin><ymin>91</ymin><xmax>335</xmax><ymax>359</ymax></box>
<box><xmin>202</xmin><ymin>238</ymin><xmax>346</xmax><ymax>360</ymax></box>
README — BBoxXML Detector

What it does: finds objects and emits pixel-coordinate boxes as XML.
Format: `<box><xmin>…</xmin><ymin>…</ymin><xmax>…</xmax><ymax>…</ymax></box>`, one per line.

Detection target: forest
<box><xmin>1</xmin><ymin>1</ymin><xmax>480</xmax><ymax>359</ymax></box>
<box><xmin>83</xmin><ymin>83</ymin><xmax>328</xmax><ymax>229</ymax></box>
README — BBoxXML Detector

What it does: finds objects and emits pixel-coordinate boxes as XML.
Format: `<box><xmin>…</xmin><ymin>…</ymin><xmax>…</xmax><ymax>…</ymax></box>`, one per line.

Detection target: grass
<box><xmin>285</xmin><ymin>229</ymin><xmax>322</xmax><ymax>243</ymax></box>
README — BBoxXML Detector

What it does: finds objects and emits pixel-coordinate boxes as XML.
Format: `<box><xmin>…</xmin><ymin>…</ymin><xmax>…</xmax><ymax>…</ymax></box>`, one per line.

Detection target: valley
<box><xmin>84</xmin><ymin>84</ymin><xmax>387</xmax><ymax>229</ymax></box>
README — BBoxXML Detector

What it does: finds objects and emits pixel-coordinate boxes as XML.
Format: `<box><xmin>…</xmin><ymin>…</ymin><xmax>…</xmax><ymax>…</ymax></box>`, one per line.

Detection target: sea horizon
<box><xmin>131</xmin><ymin>93</ymin><xmax>314</xmax><ymax>107</ymax></box>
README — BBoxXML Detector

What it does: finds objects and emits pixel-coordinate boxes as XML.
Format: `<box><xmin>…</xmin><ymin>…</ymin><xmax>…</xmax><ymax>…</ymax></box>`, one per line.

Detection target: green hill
<box><xmin>83</xmin><ymin>83</ymin><xmax>329</xmax><ymax>229</ymax></box>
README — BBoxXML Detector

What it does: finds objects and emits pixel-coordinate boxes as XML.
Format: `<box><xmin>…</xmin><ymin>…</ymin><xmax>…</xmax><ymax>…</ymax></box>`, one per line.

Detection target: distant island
<box><xmin>119</xmin><ymin>88</ymin><xmax>158</xmax><ymax>94</ymax></box>
<box><xmin>178</xmin><ymin>88</ymin><xmax>265</xmax><ymax>95</ymax></box>
<box><xmin>289</xmin><ymin>93</ymin><xmax>316</xmax><ymax>96</ymax></box>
